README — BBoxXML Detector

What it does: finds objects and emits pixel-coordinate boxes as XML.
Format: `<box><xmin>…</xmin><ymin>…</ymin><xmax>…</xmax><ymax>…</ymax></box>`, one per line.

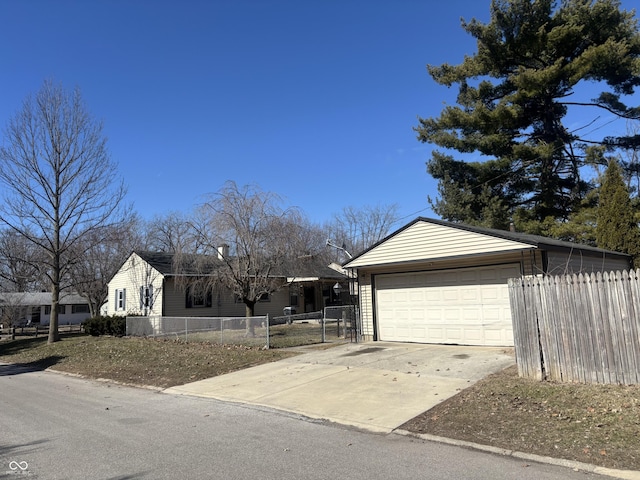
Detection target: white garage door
<box><xmin>375</xmin><ymin>264</ymin><xmax>519</xmax><ymax>346</ymax></box>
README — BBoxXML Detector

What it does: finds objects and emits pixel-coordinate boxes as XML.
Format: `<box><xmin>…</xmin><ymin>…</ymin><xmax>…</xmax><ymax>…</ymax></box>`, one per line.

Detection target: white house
<box><xmin>106</xmin><ymin>251</ymin><xmax>348</xmax><ymax>318</ymax></box>
<box><xmin>0</xmin><ymin>292</ymin><xmax>91</xmax><ymax>326</ymax></box>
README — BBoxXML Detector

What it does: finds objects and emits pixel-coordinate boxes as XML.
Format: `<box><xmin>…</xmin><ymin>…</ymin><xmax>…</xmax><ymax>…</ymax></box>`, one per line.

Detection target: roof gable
<box><xmin>344</xmin><ymin>217</ymin><xmax>630</xmax><ymax>269</ymax></box>
<box><xmin>345</xmin><ymin>219</ymin><xmax>534</xmax><ymax>268</ymax></box>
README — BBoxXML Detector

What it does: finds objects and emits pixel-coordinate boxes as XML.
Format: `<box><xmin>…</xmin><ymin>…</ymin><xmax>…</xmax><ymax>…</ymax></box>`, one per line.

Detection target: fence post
<box><xmin>185</xmin><ymin>317</ymin><xmax>188</xmax><ymax>342</ymax></box>
<box><xmin>265</xmin><ymin>314</ymin><xmax>270</xmax><ymax>349</ymax></box>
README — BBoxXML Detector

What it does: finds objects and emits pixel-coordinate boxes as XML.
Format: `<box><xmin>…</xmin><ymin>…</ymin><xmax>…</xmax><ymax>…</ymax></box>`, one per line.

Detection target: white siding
<box><xmin>347</xmin><ymin>221</ymin><xmax>533</xmax><ymax>268</ymax></box>
<box><xmin>107</xmin><ymin>253</ymin><xmax>164</xmax><ymax>317</ymax></box>
<box><xmin>40</xmin><ymin>305</ymin><xmax>91</xmax><ymax>325</ymax></box>
<box><xmin>358</xmin><ymin>276</ymin><xmax>374</xmax><ymax>340</ymax></box>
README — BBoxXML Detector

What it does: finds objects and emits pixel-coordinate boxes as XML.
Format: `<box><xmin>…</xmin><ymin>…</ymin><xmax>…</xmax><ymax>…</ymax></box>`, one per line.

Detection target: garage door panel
<box><xmin>463</xmin><ymin>328</ymin><xmax>482</xmax><ymax>342</ymax></box>
<box><xmin>442</xmin><ymin>289</ymin><xmax>459</xmax><ymax>302</ymax></box>
<box><xmin>425</xmin><ymin>290</ymin><xmax>443</xmax><ymax>301</ymax></box>
<box><xmin>409</xmin><ymin>291</ymin><xmax>424</xmax><ymax>302</ymax></box>
<box><xmin>461</xmin><ymin>287</ymin><xmax>480</xmax><ymax>301</ymax></box>
<box><xmin>444</xmin><ymin>327</ymin><xmax>463</xmax><ymax>342</ymax></box>
<box><xmin>375</xmin><ymin>264</ymin><xmax>518</xmax><ymax>346</ymax></box>
<box><xmin>480</xmin><ymin>286</ymin><xmax>500</xmax><ymax>301</ymax></box>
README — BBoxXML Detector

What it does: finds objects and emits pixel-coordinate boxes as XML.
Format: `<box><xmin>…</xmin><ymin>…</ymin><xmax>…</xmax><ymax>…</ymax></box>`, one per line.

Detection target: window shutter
<box><xmin>115</xmin><ymin>290</ymin><xmax>119</xmax><ymax>311</ymax></box>
<box><xmin>122</xmin><ymin>289</ymin><xmax>126</xmax><ymax>310</ymax></box>
<box><xmin>148</xmin><ymin>285</ymin><xmax>153</xmax><ymax>308</ymax></box>
<box><xmin>140</xmin><ymin>286</ymin><xmax>144</xmax><ymax>309</ymax></box>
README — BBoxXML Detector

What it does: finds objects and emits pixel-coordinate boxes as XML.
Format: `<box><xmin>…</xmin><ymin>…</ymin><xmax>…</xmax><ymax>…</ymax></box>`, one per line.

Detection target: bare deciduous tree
<box><xmin>326</xmin><ymin>204</ymin><xmax>400</xmax><ymax>260</ymax></box>
<box><xmin>0</xmin><ymin>229</ymin><xmax>47</xmax><ymax>292</ymax></box>
<box><xmin>68</xmin><ymin>220</ymin><xmax>142</xmax><ymax>317</ymax></box>
<box><xmin>0</xmin><ymin>292</ymin><xmax>29</xmax><ymax>328</ymax></box>
<box><xmin>185</xmin><ymin>181</ymin><xmax>311</xmax><ymax>336</ymax></box>
<box><xmin>143</xmin><ymin>211</ymin><xmax>198</xmax><ymax>253</ymax></box>
<box><xmin>0</xmin><ymin>80</ymin><xmax>128</xmax><ymax>343</ymax></box>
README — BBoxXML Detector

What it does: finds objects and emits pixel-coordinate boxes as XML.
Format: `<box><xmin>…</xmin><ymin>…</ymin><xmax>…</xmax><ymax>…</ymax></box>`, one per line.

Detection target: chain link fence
<box><xmin>126</xmin><ymin>306</ymin><xmax>361</xmax><ymax>348</ymax></box>
<box><xmin>126</xmin><ymin>315</ymin><xmax>269</xmax><ymax>347</ymax></box>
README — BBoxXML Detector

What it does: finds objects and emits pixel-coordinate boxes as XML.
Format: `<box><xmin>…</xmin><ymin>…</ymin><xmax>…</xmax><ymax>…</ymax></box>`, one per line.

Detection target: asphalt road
<box><xmin>0</xmin><ymin>366</ymin><xmax>606</xmax><ymax>480</ymax></box>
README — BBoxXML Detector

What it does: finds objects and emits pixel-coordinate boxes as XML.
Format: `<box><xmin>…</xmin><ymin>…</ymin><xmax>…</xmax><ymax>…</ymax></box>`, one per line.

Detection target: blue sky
<box><xmin>0</xmin><ymin>0</ymin><xmax>637</xmax><ymax>228</ymax></box>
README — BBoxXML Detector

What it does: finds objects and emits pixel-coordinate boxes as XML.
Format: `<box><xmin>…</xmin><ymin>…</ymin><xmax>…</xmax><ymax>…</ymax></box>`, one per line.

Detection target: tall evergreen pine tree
<box><xmin>416</xmin><ymin>0</ymin><xmax>640</xmax><ymax>235</ymax></box>
<box><xmin>596</xmin><ymin>158</ymin><xmax>640</xmax><ymax>267</ymax></box>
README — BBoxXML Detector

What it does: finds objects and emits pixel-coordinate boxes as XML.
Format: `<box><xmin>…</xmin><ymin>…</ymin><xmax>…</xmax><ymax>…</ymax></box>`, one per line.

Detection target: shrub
<box><xmin>82</xmin><ymin>315</ymin><xmax>126</xmax><ymax>337</ymax></box>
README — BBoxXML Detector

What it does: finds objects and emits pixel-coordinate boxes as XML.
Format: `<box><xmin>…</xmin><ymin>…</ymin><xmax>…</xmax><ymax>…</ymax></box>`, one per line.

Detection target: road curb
<box><xmin>394</xmin><ymin>429</ymin><xmax>640</xmax><ymax>480</ymax></box>
<box><xmin>44</xmin><ymin>367</ymin><xmax>165</xmax><ymax>392</ymax></box>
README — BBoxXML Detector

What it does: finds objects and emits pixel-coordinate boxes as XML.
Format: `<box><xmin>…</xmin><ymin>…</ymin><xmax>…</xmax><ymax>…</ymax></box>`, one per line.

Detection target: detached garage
<box><xmin>344</xmin><ymin>218</ymin><xmax>631</xmax><ymax>346</ymax></box>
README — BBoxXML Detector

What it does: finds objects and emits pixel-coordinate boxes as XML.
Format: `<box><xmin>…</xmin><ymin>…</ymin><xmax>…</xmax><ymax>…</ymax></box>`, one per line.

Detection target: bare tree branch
<box><xmin>181</xmin><ymin>181</ymin><xmax>317</xmax><ymax>336</ymax></box>
<box><xmin>0</xmin><ymin>80</ymin><xmax>130</xmax><ymax>342</ymax></box>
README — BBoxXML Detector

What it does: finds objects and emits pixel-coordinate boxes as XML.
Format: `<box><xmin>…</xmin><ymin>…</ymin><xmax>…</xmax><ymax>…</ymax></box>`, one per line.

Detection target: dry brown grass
<box><xmin>401</xmin><ymin>365</ymin><xmax>640</xmax><ymax>471</ymax></box>
<box><xmin>0</xmin><ymin>334</ymin><xmax>296</xmax><ymax>388</ymax></box>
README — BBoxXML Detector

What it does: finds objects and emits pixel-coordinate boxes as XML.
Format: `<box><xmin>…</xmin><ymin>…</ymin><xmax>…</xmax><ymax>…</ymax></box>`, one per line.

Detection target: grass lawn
<box><xmin>401</xmin><ymin>365</ymin><xmax>640</xmax><ymax>472</ymax></box>
<box><xmin>0</xmin><ymin>334</ymin><xmax>297</xmax><ymax>388</ymax></box>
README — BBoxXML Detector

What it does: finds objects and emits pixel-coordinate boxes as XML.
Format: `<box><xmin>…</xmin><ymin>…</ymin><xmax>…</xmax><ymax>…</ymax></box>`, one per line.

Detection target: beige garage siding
<box><xmin>347</xmin><ymin>221</ymin><xmax>532</xmax><ymax>268</ymax></box>
<box><xmin>374</xmin><ymin>264</ymin><xmax>519</xmax><ymax>346</ymax></box>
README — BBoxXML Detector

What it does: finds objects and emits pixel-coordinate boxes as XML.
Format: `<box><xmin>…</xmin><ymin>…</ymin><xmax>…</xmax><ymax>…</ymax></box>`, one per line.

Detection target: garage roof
<box><xmin>343</xmin><ymin>217</ymin><xmax>630</xmax><ymax>269</ymax></box>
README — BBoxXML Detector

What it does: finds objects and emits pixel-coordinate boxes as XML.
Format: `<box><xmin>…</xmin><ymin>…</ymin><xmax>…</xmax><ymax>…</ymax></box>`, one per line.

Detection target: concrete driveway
<box><xmin>165</xmin><ymin>342</ymin><xmax>515</xmax><ymax>433</ymax></box>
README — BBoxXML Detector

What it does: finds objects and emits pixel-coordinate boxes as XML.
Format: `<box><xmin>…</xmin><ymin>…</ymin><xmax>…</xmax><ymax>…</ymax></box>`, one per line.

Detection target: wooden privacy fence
<box><xmin>508</xmin><ymin>270</ymin><xmax>640</xmax><ymax>385</ymax></box>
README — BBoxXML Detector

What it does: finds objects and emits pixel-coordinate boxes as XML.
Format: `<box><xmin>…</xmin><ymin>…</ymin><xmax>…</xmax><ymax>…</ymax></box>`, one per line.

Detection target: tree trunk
<box><xmin>245</xmin><ymin>301</ymin><xmax>256</xmax><ymax>337</ymax></box>
<box><xmin>48</xmin><ymin>278</ymin><xmax>60</xmax><ymax>343</ymax></box>
<box><xmin>89</xmin><ymin>301</ymin><xmax>97</xmax><ymax>318</ymax></box>
<box><xmin>49</xmin><ymin>216</ymin><xmax>61</xmax><ymax>343</ymax></box>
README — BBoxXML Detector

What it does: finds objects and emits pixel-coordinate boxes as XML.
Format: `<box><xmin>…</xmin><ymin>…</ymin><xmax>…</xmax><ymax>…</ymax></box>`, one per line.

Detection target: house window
<box><xmin>44</xmin><ymin>305</ymin><xmax>64</xmax><ymax>315</ymax></box>
<box><xmin>72</xmin><ymin>304</ymin><xmax>90</xmax><ymax>314</ymax></box>
<box><xmin>115</xmin><ymin>288</ymin><xmax>126</xmax><ymax>311</ymax></box>
<box><xmin>139</xmin><ymin>285</ymin><xmax>154</xmax><ymax>309</ymax></box>
<box><xmin>259</xmin><ymin>293</ymin><xmax>270</xmax><ymax>302</ymax></box>
<box><xmin>185</xmin><ymin>285</ymin><xmax>212</xmax><ymax>308</ymax></box>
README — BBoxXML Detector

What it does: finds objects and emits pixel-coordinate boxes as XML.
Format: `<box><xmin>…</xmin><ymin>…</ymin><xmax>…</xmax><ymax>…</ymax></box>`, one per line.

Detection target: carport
<box><xmin>343</xmin><ymin>218</ymin><xmax>631</xmax><ymax>346</ymax></box>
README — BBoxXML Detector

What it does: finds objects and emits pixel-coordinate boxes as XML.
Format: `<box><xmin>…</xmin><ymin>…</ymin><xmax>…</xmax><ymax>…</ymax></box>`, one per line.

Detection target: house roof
<box><xmin>135</xmin><ymin>251</ymin><xmax>180</xmax><ymax>275</ymax></box>
<box><xmin>284</xmin><ymin>257</ymin><xmax>347</xmax><ymax>281</ymax></box>
<box><xmin>343</xmin><ymin>217</ymin><xmax>631</xmax><ymax>268</ymax></box>
<box><xmin>133</xmin><ymin>251</ymin><xmax>346</xmax><ymax>280</ymax></box>
<box><xmin>0</xmin><ymin>292</ymin><xmax>87</xmax><ymax>306</ymax></box>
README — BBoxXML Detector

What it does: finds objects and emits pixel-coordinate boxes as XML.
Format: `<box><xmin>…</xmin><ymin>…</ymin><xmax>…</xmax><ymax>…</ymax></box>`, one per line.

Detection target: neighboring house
<box><xmin>106</xmin><ymin>251</ymin><xmax>348</xmax><ymax>318</ymax></box>
<box><xmin>0</xmin><ymin>292</ymin><xmax>91</xmax><ymax>327</ymax></box>
<box><xmin>343</xmin><ymin>217</ymin><xmax>632</xmax><ymax>347</ymax></box>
